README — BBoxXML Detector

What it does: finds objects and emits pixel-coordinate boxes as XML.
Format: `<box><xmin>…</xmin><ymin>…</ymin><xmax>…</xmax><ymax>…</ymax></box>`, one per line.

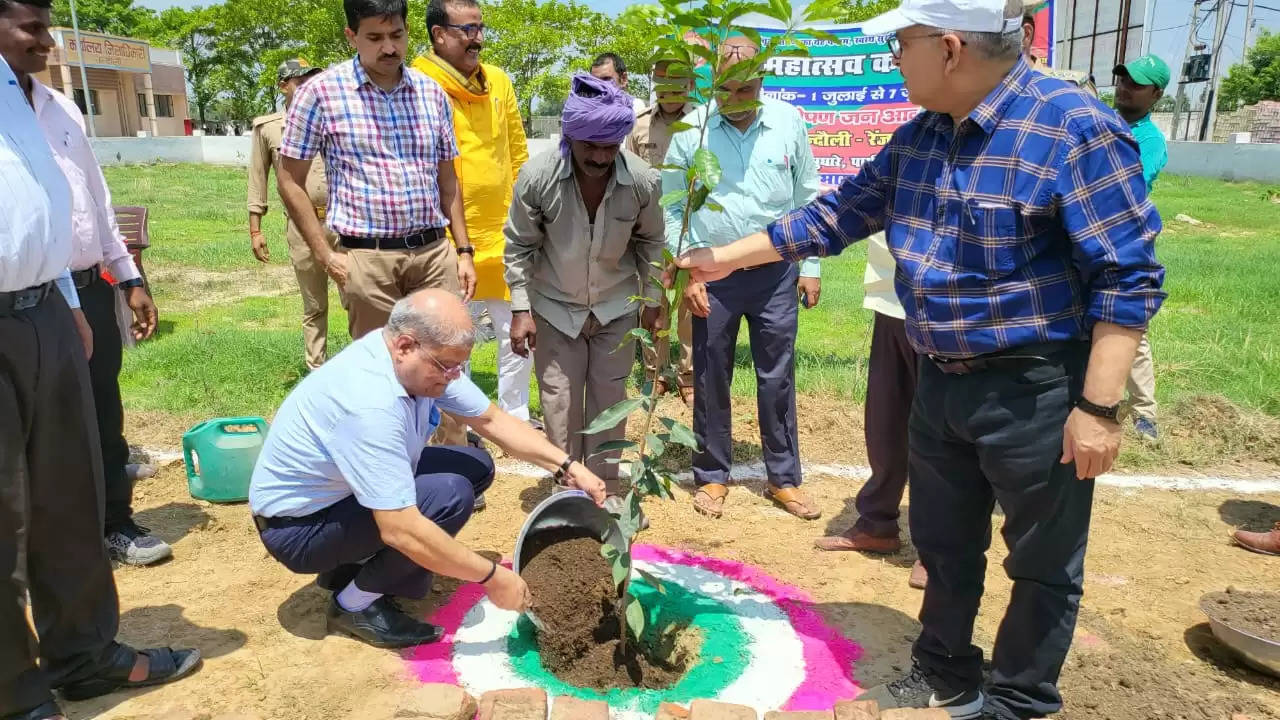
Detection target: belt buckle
<box><xmin>14</xmin><ymin>285</ymin><xmax>46</xmax><ymax>311</ymax></box>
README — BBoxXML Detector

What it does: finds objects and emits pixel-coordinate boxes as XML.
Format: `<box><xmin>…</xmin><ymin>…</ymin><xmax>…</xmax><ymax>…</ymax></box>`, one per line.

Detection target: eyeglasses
<box><xmin>442</xmin><ymin>22</ymin><xmax>485</xmax><ymax>39</ymax></box>
<box><xmin>420</xmin><ymin>343</ymin><xmax>465</xmax><ymax>379</ymax></box>
<box><xmin>720</xmin><ymin>44</ymin><xmax>760</xmax><ymax>61</ymax></box>
<box><xmin>886</xmin><ymin>31</ymin><xmax>966</xmax><ymax>60</ymax></box>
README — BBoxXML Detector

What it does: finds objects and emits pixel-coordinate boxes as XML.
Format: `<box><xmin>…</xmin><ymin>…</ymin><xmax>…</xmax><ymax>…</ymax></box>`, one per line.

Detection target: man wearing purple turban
<box><xmin>504</xmin><ymin>73</ymin><xmax>664</xmax><ymax>495</ymax></box>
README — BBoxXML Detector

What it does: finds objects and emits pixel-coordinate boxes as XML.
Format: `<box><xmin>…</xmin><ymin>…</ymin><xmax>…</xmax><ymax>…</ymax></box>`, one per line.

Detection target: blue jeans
<box><xmin>257</xmin><ymin>446</ymin><xmax>494</xmax><ymax>599</ymax></box>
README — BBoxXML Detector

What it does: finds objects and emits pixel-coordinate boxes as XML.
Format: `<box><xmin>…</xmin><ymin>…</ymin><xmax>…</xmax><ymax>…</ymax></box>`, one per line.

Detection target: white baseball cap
<box><xmin>860</xmin><ymin>0</ymin><xmax>1024</xmax><ymax>36</ymax></box>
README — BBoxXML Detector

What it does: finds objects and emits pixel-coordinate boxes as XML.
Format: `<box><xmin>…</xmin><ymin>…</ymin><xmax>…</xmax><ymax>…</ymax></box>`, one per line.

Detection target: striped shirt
<box><xmin>768</xmin><ymin>59</ymin><xmax>1166</xmax><ymax>358</ymax></box>
<box><xmin>280</xmin><ymin>57</ymin><xmax>458</xmax><ymax>238</ymax></box>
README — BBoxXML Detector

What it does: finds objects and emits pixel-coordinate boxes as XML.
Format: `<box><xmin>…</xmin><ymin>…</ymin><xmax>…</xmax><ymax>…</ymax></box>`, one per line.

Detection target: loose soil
<box><xmin>520</xmin><ymin>528</ymin><xmax>692</xmax><ymax>691</ymax></box>
<box><xmin>1203</xmin><ymin>588</ymin><xmax>1280</xmax><ymax>640</ymax></box>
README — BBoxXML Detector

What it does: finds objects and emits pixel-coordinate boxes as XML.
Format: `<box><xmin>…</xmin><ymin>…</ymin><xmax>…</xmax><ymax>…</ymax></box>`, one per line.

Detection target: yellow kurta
<box><xmin>412</xmin><ymin>54</ymin><xmax>528</xmax><ymax>301</ymax></box>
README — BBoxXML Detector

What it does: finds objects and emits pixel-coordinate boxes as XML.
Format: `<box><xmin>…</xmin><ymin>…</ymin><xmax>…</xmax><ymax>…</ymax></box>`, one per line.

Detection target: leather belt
<box><xmin>252</xmin><ymin>515</ymin><xmax>269</xmax><ymax>532</ymax></box>
<box><xmin>0</xmin><ymin>283</ymin><xmax>52</xmax><ymax>315</ymax></box>
<box><xmin>340</xmin><ymin>227</ymin><xmax>445</xmax><ymax>251</ymax></box>
<box><xmin>71</xmin><ymin>264</ymin><xmax>101</xmax><ymax>290</ymax></box>
<box><xmin>928</xmin><ymin>341</ymin><xmax>1080</xmax><ymax>375</ymax></box>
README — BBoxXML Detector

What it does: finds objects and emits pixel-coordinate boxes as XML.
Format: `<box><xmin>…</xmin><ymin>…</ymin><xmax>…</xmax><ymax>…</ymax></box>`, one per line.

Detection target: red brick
<box><xmin>880</xmin><ymin>710</ymin><xmax>951</xmax><ymax>720</ymax></box>
<box><xmin>832</xmin><ymin>700</ymin><xmax>879</xmax><ymax>720</ymax></box>
<box><xmin>763</xmin><ymin>711</ymin><xmax>832</xmax><ymax>720</ymax></box>
<box><xmin>689</xmin><ymin>699</ymin><xmax>757</xmax><ymax>720</ymax></box>
<box><xmin>550</xmin><ymin>696</ymin><xmax>608</xmax><ymax>720</ymax></box>
<box><xmin>478</xmin><ymin>688</ymin><xmax>548</xmax><ymax>720</ymax></box>
<box><xmin>392</xmin><ymin>684</ymin><xmax>479</xmax><ymax>720</ymax></box>
<box><xmin>657</xmin><ymin>703</ymin><xmax>691</xmax><ymax>720</ymax></box>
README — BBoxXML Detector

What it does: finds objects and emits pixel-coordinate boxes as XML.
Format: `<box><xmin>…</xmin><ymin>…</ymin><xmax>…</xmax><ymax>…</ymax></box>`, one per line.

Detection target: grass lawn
<box><xmin>104</xmin><ymin>165</ymin><xmax>1280</xmax><ymax>464</ymax></box>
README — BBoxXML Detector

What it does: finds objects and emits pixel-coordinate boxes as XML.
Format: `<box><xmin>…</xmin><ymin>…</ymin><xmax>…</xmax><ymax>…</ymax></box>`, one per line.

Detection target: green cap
<box><xmin>277</xmin><ymin>58</ymin><xmax>321</xmax><ymax>83</ymax></box>
<box><xmin>1114</xmin><ymin>55</ymin><xmax>1171</xmax><ymax>90</ymax></box>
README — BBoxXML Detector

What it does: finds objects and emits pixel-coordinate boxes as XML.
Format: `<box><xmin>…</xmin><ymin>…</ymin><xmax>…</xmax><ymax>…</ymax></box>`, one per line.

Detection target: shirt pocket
<box><xmin>746</xmin><ymin>149</ymin><xmax>794</xmax><ymax>206</ymax></box>
<box><xmin>603</xmin><ymin>192</ymin><xmax>641</xmax><ymax>263</ymax></box>
<box><xmin>954</xmin><ymin>200</ymin><xmax>1022</xmax><ymax>278</ymax></box>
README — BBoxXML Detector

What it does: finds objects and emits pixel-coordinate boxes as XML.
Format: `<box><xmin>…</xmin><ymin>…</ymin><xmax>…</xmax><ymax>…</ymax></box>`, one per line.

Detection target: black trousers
<box><xmin>854</xmin><ymin>312</ymin><xmax>918</xmax><ymax>537</ymax></box>
<box><xmin>908</xmin><ymin>342</ymin><xmax>1093</xmax><ymax>720</ymax></box>
<box><xmin>692</xmin><ymin>261</ymin><xmax>801</xmax><ymax>487</ymax></box>
<box><xmin>79</xmin><ymin>273</ymin><xmax>134</xmax><ymax>530</ymax></box>
<box><xmin>257</xmin><ymin>446</ymin><xmax>494</xmax><ymax>599</ymax></box>
<box><xmin>0</xmin><ymin>292</ymin><xmax>121</xmax><ymax>715</ymax></box>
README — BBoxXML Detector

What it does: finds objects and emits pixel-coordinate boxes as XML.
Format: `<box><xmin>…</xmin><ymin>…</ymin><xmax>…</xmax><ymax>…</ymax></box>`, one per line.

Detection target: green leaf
<box><xmin>718</xmin><ymin>100</ymin><xmax>763</xmax><ymax>117</ymax></box>
<box><xmin>705</xmin><ymin>199</ymin><xmax>725</xmax><ymax>213</ymax></box>
<box><xmin>802</xmin><ymin>0</ymin><xmax>843</xmax><ymax>22</ymax></box>
<box><xmin>589</xmin><ymin>439</ymin><xmax>638</xmax><ymax>458</ymax></box>
<box><xmin>645</xmin><ymin>433</ymin><xmax>666</xmax><ymax>457</ymax></box>
<box><xmin>635</xmin><ymin>567</ymin><xmax>667</xmax><ymax>595</ymax></box>
<box><xmin>607</xmin><ymin>549</ymin><xmax>630</xmax><ymax>588</ymax></box>
<box><xmin>581</xmin><ymin>397</ymin><xmax>645</xmax><ymax>436</ymax></box>
<box><xmin>660</xmin><ymin>189</ymin><xmax>689</xmax><ymax>208</ymax></box>
<box><xmin>765</xmin><ymin>0</ymin><xmax>792</xmax><ymax>23</ymax></box>
<box><xmin>653</xmin><ymin>163</ymin><xmax>687</xmax><ymax>172</ymax></box>
<box><xmin>620</xmin><ymin>327</ymin><xmax>653</xmax><ymax>351</ymax></box>
<box><xmin>800</xmin><ymin>27</ymin><xmax>840</xmax><ymax>43</ymax></box>
<box><xmin>625</xmin><ymin>593</ymin><xmax>646</xmax><ymax>640</ymax></box>
<box><xmin>661</xmin><ymin>417</ymin><xmax>698</xmax><ymax>449</ymax></box>
<box><xmin>690</xmin><ymin>185</ymin><xmax>711</xmax><ymax>213</ymax></box>
<box><xmin>693</xmin><ymin>147</ymin><xmax>722</xmax><ymax>190</ymax></box>
<box><xmin>669</xmin><ymin>121</ymin><xmax>697</xmax><ymax>133</ymax></box>
<box><xmin>600</xmin><ymin>543</ymin><xmax>619</xmax><ymax>561</ymax></box>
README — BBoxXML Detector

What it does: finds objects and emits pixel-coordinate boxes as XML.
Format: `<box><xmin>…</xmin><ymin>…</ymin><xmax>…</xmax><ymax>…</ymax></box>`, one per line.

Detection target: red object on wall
<box><xmin>184</xmin><ymin>117</ymin><xmax>193</xmax><ymax>135</ymax></box>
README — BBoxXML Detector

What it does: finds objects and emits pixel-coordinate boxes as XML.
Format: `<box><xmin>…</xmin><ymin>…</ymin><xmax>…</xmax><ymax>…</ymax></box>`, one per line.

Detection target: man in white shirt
<box><xmin>30</xmin><ymin>59</ymin><xmax>166</xmax><ymax>568</ymax></box>
<box><xmin>0</xmin><ymin>1</ymin><xmax>198</xmax><ymax>716</ymax></box>
<box><xmin>250</xmin><ymin>289</ymin><xmax>606</xmax><ymax>649</ymax></box>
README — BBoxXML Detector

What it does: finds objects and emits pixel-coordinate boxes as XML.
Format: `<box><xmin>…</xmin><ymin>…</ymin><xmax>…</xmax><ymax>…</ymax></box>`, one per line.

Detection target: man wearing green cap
<box><xmin>247</xmin><ymin>58</ymin><xmax>343</xmax><ymax>371</ymax></box>
<box><xmin>1114</xmin><ymin>54</ymin><xmax>1169</xmax><ymax>442</ymax></box>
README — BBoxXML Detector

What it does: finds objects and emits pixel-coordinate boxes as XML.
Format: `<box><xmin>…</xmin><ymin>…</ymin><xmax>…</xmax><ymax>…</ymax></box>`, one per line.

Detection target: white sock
<box><xmin>336</xmin><ymin>580</ymin><xmax>382</xmax><ymax>612</ymax></box>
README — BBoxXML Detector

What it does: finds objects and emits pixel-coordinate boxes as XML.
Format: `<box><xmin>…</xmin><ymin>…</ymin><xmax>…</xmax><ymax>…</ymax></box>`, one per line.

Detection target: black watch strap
<box><xmin>456</xmin><ymin>246</ymin><xmax>475</xmax><ymax>256</ymax></box>
<box><xmin>552</xmin><ymin>456</ymin><xmax>573</xmax><ymax>482</ymax></box>
<box><xmin>1076</xmin><ymin>397</ymin><xmax>1121</xmax><ymax>421</ymax></box>
<box><xmin>119</xmin><ymin>278</ymin><xmax>145</xmax><ymax>289</ymax></box>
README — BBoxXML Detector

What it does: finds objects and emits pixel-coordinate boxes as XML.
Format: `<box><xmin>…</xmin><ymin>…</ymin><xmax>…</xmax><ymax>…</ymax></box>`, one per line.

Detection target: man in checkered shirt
<box><xmin>679</xmin><ymin>0</ymin><xmax>1165</xmax><ymax>717</ymax></box>
<box><xmin>276</xmin><ymin>0</ymin><xmax>477</xmax><ymax>347</ymax></box>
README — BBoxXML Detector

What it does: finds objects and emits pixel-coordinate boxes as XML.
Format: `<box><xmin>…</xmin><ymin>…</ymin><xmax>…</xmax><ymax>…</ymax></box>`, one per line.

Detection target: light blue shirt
<box><xmin>1128</xmin><ymin>114</ymin><xmax>1168</xmax><ymax>193</ymax></box>
<box><xmin>662</xmin><ymin>97</ymin><xmax>821</xmax><ymax>278</ymax></box>
<box><xmin>249</xmin><ymin>332</ymin><xmax>493</xmax><ymax>518</ymax></box>
<box><xmin>0</xmin><ymin>57</ymin><xmax>78</xmax><ymax>306</ymax></box>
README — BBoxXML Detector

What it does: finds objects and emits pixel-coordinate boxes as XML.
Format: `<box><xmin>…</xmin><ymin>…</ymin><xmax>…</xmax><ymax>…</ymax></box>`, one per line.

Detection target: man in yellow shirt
<box><xmin>413</xmin><ymin>0</ymin><xmax>532</xmax><ymax>476</ymax></box>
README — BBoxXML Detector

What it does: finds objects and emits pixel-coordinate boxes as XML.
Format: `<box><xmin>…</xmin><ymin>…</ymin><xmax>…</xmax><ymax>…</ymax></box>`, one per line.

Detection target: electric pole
<box><xmin>1171</xmin><ymin>0</ymin><xmax>1205</xmax><ymax>141</ymax></box>
<box><xmin>1244</xmin><ymin>0</ymin><xmax>1257</xmax><ymax>52</ymax></box>
<box><xmin>1200</xmin><ymin>0</ymin><xmax>1232</xmax><ymax>140</ymax></box>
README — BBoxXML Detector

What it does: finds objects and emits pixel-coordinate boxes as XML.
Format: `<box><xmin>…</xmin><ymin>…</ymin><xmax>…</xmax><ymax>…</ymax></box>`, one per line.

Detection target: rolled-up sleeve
<box><xmin>324</xmin><ymin>406</ymin><xmax>418</xmax><ymax>511</ymax></box>
<box><xmin>768</xmin><ymin>141</ymin><xmax>890</xmax><ymax>261</ymax></box>
<box><xmin>280</xmin><ymin>83</ymin><xmax>323</xmax><ymax>161</ymax></box>
<box><xmin>1055</xmin><ymin>123</ymin><xmax>1166</xmax><ymax>330</ymax></box>
<box><xmin>503</xmin><ymin>167</ymin><xmax>544</xmax><ymax>312</ymax></box>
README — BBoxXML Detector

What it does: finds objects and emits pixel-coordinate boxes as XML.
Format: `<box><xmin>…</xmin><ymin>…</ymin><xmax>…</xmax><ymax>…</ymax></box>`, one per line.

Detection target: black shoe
<box><xmin>4</xmin><ymin>700</ymin><xmax>63</xmax><ymax>720</ymax></box>
<box><xmin>326</xmin><ymin>596</ymin><xmax>443</xmax><ymax>649</ymax></box>
<box><xmin>856</xmin><ymin>662</ymin><xmax>984</xmax><ymax>719</ymax></box>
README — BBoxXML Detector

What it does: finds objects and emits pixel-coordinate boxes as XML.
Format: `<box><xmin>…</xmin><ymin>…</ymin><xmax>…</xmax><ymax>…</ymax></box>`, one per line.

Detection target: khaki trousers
<box><xmin>345</xmin><ymin>236</ymin><xmax>466</xmax><ymax>445</ymax></box>
<box><xmin>285</xmin><ymin>218</ymin><xmax>343</xmax><ymax>371</ymax></box>
<box><xmin>1126</xmin><ymin>333</ymin><xmax>1157</xmax><ymax>421</ymax></box>
<box><xmin>533</xmin><ymin>311</ymin><xmax>637</xmax><ymax>494</ymax></box>
<box><xmin>643</xmin><ymin>300</ymin><xmax>694</xmax><ymax>388</ymax></box>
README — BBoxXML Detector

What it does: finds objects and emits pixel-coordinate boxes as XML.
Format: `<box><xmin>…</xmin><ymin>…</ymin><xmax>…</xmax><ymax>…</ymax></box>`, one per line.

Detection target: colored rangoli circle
<box><xmin>407</xmin><ymin>545</ymin><xmax>862</xmax><ymax>719</ymax></box>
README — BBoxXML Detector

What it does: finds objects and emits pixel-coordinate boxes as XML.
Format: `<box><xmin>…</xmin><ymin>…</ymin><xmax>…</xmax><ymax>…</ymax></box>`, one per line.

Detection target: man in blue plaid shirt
<box><xmin>679</xmin><ymin>0</ymin><xmax>1165</xmax><ymax>717</ymax></box>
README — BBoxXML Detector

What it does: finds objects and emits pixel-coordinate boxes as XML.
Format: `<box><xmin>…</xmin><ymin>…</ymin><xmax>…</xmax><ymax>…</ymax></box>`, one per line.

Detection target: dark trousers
<box><xmin>908</xmin><ymin>342</ymin><xmax>1093</xmax><ymax>720</ymax></box>
<box><xmin>692</xmin><ymin>261</ymin><xmax>800</xmax><ymax>488</ymax></box>
<box><xmin>80</xmin><ymin>273</ymin><xmax>134</xmax><ymax>530</ymax></box>
<box><xmin>854</xmin><ymin>312</ymin><xmax>918</xmax><ymax>537</ymax></box>
<box><xmin>258</xmin><ymin>446</ymin><xmax>494</xmax><ymax>599</ymax></box>
<box><xmin>1</xmin><ymin>292</ymin><xmax>121</xmax><ymax>715</ymax></box>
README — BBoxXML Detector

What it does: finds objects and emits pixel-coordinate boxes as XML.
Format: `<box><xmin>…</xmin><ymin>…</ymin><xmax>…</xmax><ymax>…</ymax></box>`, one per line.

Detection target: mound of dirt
<box><xmin>1203</xmin><ymin>588</ymin><xmax>1280</xmax><ymax>641</ymax></box>
<box><xmin>520</xmin><ymin>527</ymin><xmax>694</xmax><ymax>690</ymax></box>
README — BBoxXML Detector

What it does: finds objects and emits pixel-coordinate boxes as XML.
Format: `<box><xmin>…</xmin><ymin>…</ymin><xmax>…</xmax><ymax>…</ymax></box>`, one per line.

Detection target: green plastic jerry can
<box><xmin>182</xmin><ymin>417</ymin><xmax>270</xmax><ymax>503</ymax></box>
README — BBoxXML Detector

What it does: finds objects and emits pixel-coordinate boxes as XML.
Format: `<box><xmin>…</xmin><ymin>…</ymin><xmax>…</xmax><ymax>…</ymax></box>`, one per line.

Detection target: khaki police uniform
<box><xmin>248</xmin><ymin>111</ymin><xmax>343</xmax><ymax>370</ymax></box>
<box><xmin>627</xmin><ymin>103</ymin><xmax>695</xmax><ymax>391</ymax></box>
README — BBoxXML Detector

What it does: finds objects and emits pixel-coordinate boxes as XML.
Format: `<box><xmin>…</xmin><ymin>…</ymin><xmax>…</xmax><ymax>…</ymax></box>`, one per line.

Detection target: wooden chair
<box><xmin>113</xmin><ymin>206</ymin><xmax>151</xmax><ymax>295</ymax></box>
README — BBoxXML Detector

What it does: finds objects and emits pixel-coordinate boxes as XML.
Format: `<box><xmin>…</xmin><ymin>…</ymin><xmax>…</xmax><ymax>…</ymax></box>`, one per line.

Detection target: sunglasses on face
<box><xmin>443</xmin><ymin>22</ymin><xmax>485</xmax><ymax>39</ymax></box>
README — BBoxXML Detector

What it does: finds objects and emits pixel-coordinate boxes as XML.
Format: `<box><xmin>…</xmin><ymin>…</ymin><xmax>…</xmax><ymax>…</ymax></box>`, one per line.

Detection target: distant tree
<box><xmin>1218</xmin><ymin>30</ymin><xmax>1280</xmax><ymax>111</ymax></box>
<box><xmin>838</xmin><ymin>0</ymin><xmax>897</xmax><ymax>22</ymax></box>
<box><xmin>52</xmin><ymin>0</ymin><xmax>154</xmax><ymax>37</ymax></box>
<box><xmin>144</xmin><ymin>7</ymin><xmax>221</xmax><ymax>125</ymax></box>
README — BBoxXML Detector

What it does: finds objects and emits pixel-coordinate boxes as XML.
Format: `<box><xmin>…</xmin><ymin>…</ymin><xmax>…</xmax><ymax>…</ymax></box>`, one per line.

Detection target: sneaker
<box><xmin>326</xmin><ymin>596</ymin><xmax>443</xmax><ymax>649</ymax></box>
<box><xmin>105</xmin><ymin>521</ymin><xmax>173</xmax><ymax>566</ymax></box>
<box><xmin>474</xmin><ymin>493</ymin><xmax>487</xmax><ymax>511</ymax></box>
<box><xmin>856</xmin><ymin>662</ymin><xmax>984</xmax><ymax>719</ymax></box>
<box><xmin>1133</xmin><ymin>417</ymin><xmax>1158</xmax><ymax>442</ymax></box>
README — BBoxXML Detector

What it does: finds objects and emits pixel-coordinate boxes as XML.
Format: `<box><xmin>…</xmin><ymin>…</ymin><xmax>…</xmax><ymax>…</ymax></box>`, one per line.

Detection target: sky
<box><xmin>134</xmin><ymin>0</ymin><xmax>1276</xmax><ymax>90</ymax></box>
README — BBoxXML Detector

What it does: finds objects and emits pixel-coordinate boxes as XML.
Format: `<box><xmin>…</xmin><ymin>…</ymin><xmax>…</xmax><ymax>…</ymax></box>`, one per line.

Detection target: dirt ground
<box><xmin>64</xmin><ymin>405</ymin><xmax>1280</xmax><ymax>720</ymax></box>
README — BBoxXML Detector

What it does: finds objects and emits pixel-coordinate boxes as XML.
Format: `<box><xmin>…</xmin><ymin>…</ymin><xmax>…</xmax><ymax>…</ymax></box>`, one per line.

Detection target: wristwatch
<box><xmin>456</xmin><ymin>246</ymin><xmax>475</xmax><ymax>256</ymax></box>
<box><xmin>120</xmin><ymin>278</ymin><xmax>145</xmax><ymax>289</ymax></box>
<box><xmin>1075</xmin><ymin>397</ymin><xmax>1122</xmax><ymax>422</ymax></box>
<box><xmin>552</xmin><ymin>456</ymin><xmax>573</xmax><ymax>483</ymax></box>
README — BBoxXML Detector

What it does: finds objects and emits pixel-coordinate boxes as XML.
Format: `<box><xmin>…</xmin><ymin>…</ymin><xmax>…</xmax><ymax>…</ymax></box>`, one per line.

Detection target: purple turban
<box><xmin>559</xmin><ymin>72</ymin><xmax>636</xmax><ymax>155</ymax></box>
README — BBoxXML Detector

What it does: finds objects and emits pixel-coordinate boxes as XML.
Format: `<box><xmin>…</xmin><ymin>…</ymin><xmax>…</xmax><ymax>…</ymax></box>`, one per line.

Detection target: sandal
<box><xmin>693</xmin><ymin>483</ymin><xmax>728</xmax><ymax>518</ymax></box>
<box><xmin>4</xmin><ymin>700</ymin><xmax>64</xmax><ymax>720</ymax></box>
<box><xmin>59</xmin><ymin>644</ymin><xmax>201</xmax><ymax>701</ymax></box>
<box><xmin>764</xmin><ymin>485</ymin><xmax>822</xmax><ymax>520</ymax></box>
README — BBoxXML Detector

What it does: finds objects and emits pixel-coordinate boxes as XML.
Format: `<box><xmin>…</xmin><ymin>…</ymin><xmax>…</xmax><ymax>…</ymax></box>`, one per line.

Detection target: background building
<box><xmin>35</xmin><ymin>27</ymin><xmax>190</xmax><ymax>137</ymax></box>
<box><xmin>1054</xmin><ymin>0</ymin><xmax>1150</xmax><ymax>91</ymax></box>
